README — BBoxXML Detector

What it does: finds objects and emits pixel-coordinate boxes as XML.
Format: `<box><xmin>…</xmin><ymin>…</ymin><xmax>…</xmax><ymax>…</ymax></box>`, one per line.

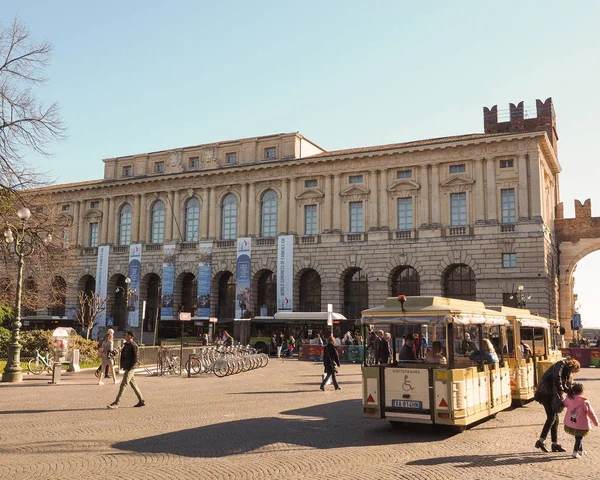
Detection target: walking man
<box><xmin>108</xmin><ymin>330</ymin><xmax>145</xmax><ymax>409</ymax></box>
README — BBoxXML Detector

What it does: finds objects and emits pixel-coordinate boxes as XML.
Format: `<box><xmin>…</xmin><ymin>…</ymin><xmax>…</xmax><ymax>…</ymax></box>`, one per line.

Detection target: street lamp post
<box><xmin>115</xmin><ymin>277</ymin><xmax>132</xmax><ymax>327</ymax></box>
<box><xmin>2</xmin><ymin>207</ymin><xmax>52</xmax><ymax>383</ymax></box>
<box><xmin>510</xmin><ymin>285</ymin><xmax>532</xmax><ymax>309</ymax></box>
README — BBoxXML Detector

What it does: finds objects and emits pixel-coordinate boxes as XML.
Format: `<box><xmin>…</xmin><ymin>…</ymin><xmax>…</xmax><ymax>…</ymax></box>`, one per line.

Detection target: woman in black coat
<box><xmin>320</xmin><ymin>336</ymin><xmax>341</xmax><ymax>391</ymax></box>
<box><xmin>534</xmin><ymin>358</ymin><xmax>580</xmax><ymax>453</ymax></box>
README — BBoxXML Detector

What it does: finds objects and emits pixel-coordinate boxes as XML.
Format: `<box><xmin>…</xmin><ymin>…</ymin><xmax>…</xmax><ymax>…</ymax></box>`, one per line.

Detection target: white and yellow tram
<box><xmin>361</xmin><ymin>296</ymin><xmax>512</xmax><ymax>431</ymax></box>
<box><xmin>489</xmin><ymin>306</ymin><xmax>564</xmax><ymax>405</ymax></box>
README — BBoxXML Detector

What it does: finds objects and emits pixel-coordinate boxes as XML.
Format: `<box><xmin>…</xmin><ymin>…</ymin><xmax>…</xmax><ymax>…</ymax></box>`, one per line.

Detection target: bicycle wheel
<box><xmin>260</xmin><ymin>354</ymin><xmax>269</xmax><ymax>367</ymax></box>
<box><xmin>213</xmin><ymin>359</ymin><xmax>228</xmax><ymax>378</ymax></box>
<box><xmin>28</xmin><ymin>358</ymin><xmax>45</xmax><ymax>375</ymax></box>
<box><xmin>172</xmin><ymin>356</ymin><xmax>181</xmax><ymax>375</ymax></box>
<box><xmin>187</xmin><ymin>357</ymin><xmax>201</xmax><ymax>375</ymax></box>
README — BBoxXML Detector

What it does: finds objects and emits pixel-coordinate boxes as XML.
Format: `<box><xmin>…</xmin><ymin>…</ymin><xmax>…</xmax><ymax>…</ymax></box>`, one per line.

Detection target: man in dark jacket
<box><xmin>399</xmin><ymin>334</ymin><xmax>416</xmax><ymax>361</ymax></box>
<box><xmin>108</xmin><ymin>331</ymin><xmax>145</xmax><ymax>409</ymax></box>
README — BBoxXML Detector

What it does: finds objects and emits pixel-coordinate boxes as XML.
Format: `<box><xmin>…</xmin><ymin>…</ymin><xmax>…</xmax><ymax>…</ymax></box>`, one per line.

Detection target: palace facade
<box><xmin>29</xmin><ymin>97</ymin><xmax>561</xmax><ymax>339</ymax></box>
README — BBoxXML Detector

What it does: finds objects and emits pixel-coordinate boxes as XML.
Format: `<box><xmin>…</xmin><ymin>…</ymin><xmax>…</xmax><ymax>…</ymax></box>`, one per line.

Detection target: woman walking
<box><xmin>320</xmin><ymin>336</ymin><xmax>341</xmax><ymax>391</ymax></box>
<box><xmin>534</xmin><ymin>358</ymin><xmax>581</xmax><ymax>453</ymax></box>
<box><xmin>98</xmin><ymin>329</ymin><xmax>119</xmax><ymax>385</ymax></box>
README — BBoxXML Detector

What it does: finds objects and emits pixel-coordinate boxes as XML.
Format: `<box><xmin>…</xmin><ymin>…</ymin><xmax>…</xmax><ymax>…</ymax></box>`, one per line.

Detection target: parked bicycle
<box><xmin>157</xmin><ymin>346</ymin><xmax>181</xmax><ymax>375</ymax></box>
<box><xmin>28</xmin><ymin>350</ymin><xmax>52</xmax><ymax>375</ymax></box>
<box><xmin>185</xmin><ymin>345</ymin><xmax>268</xmax><ymax>378</ymax></box>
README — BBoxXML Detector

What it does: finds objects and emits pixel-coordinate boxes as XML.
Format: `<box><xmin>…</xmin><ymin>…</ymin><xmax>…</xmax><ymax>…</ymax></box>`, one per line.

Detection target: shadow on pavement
<box><xmin>113</xmin><ymin>399</ymin><xmax>453</xmax><ymax>458</ymax></box>
<box><xmin>229</xmin><ymin>390</ymin><xmax>317</xmax><ymax>395</ymax></box>
<box><xmin>407</xmin><ymin>453</ymin><xmax>565</xmax><ymax>468</ymax></box>
<box><xmin>0</xmin><ymin>407</ymin><xmax>109</xmax><ymax>415</ymax></box>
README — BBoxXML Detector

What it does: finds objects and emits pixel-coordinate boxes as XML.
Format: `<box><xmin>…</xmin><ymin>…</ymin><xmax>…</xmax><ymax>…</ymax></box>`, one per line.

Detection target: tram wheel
<box><xmin>451</xmin><ymin>425</ymin><xmax>467</xmax><ymax>433</ymax></box>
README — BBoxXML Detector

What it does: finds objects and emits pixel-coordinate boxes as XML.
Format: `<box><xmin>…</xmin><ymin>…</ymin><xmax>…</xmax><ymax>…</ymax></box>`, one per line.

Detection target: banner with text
<box><xmin>235</xmin><ymin>238</ymin><xmax>252</xmax><ymax>318</ymax></box>
<box><xmin>277</xmin><ymin>235</ymin><xmax>294</xmax><ymax>312</ymax></box>
<box><xmin>95</xmin><ymin>245</ymin><xmax>110</xmax><ymax>327</ymax></box>
<box><xmin>127</xmin><ymin>243</ymin><xmax>142</xmax><ymax>327</ymax></box>
<box><xmin>161</xmin><ymin>244</ymin><xmax>176</xmax><ymax>320</ymax></box>
<box><xmin>197</xmin><ymin>243</ymin><xmax>213</xmax><ymax>318</ymax></box>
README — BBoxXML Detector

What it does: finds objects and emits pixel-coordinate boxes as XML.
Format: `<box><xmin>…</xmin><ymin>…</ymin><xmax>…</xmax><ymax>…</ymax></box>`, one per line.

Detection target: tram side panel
<box><xmin>362</xmin><ymin>366</ymin><xmax>384</xmax><ymax>419</ymax></box>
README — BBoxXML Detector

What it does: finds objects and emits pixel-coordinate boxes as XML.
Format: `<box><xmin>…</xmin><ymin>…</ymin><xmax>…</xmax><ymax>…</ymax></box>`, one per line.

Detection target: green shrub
<box><xmin>0</xmin><ymin>329</ymin><xmax>100</xmax><ymax>363</ymax></box>
<box><xmin>72</xmin><ymin>336</ymin><xmax>101</xmax><ymax>364</ymax></box>
<box><xmin>0</xmin><ymin>326</ymin><xmax>10</xmax><ymax>354</ymax></box>
<box><xmin>19</xmin><ymin>329</ymin><xmax>53</xmax><ymax>357</ymax></box>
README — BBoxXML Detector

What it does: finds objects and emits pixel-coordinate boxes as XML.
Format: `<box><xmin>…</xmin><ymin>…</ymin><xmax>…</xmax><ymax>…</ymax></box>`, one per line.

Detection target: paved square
<box><xmin>1</xmin><ymin>360</ymin><xmax>599</xmax><ymax>479</ymax></box>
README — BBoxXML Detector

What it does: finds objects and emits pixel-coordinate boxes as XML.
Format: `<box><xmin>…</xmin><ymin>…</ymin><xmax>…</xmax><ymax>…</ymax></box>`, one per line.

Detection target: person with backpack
<box><xmin>563</xmin><ymin>382</ymin><xmax>598</xmax><ymax>458</ymax></box>
<box><xmin>107</xmin><ymin>331</ymin><xmax>145</xmax><ymax>409</ymax></box>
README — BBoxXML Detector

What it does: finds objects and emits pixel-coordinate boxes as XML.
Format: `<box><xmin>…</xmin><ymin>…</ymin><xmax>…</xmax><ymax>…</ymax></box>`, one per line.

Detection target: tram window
<box><xmin>455</xmin><ymin>326</ymin><xmax>478</xmax><ymax>355</ymax></box>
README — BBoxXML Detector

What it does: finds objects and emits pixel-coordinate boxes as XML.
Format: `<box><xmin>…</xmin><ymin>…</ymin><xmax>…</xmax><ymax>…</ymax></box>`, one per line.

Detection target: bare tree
<box><xmin>74</xmin><ymin>291</ymin><xmax>107</xmax><ymax>340</ymax></box>
<box><xmin>0</xmin><ymin>17</ymin><xmax>65</xmax><ymax>192</ymax></box>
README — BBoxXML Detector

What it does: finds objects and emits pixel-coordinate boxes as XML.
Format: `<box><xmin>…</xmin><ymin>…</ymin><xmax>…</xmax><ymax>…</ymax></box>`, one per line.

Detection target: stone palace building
<box><xmin>27</xmin><ymin>97</ymin><xmax>561</xmax><ymax>340</ymax></box>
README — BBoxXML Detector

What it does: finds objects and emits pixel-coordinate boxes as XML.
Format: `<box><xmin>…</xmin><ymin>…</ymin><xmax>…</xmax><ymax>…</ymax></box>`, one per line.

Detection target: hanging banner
<box><xmin>94</xmin><ymin>245</ymin><xmax>110</xmax><ymax>329</ymax></box>
<box><xmin>161</xmin><ymin>244</ymin><xmax>176</xmax><ymax>320</ymax></box>
<box><xmin>277</xmin><ymin>235</ymin><xmax>294</xmax><ymax>312</ymax></box>
<box><xmin>235</xmin><ymin>237</ymin><xmax>252</xmax><ymax>318</ymax></box>
<box><xmin>197</xmin><ymin>243</ymin><xmax>213</xmax><ymax>318</ymax></box>
<box><xmin>127</xmin><ymin>243</ymin><xmax>142</xmax><ymax>327</ymax></box>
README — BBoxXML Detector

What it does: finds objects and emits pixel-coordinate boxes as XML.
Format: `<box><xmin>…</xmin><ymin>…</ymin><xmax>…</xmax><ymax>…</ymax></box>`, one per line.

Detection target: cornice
<box><xmin>35</xmin><ymin>130</ymin><xmax>558</xmax><ymax>196</ymax></box>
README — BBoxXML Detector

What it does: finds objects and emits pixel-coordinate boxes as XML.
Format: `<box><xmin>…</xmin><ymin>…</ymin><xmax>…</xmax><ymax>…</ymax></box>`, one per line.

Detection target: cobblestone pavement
<box><xmin>1</xmin><ymin>360</ymin><xmax>599</xmax><ymax>480</ymax></box>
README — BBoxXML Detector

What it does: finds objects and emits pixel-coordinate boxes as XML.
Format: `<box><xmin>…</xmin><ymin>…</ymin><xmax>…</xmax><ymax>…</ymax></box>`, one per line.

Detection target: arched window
<box><xmin>343</xmin><ymin>268</ymin><xmax>368</xmax><ymax>320</ymax></box>
<box><xmin>256</xmin><ymin>271</ymin><xmax>277</xmax><ymax>316</ymax></box>
<box><xmin>299</xmin><ymin>270</ymin><xmax>321</xmax><ymax>312</ymax></box>
<box><xmin>118</xmin><ymin>204</ymin><xmax>132</xmax><ymax>245</ymax></box>
<box><xmin>48</xmin><ymin>276</ymin><xmax>66</xmax><ymax>317</ymax></box>
<box><xmin>184</xmin><ymin>197</ymin><xmax>200</xmax><ymax>242</ymax></box>
<box><xmin>151</xmin><ymin>201</ymin><xmax>165</xmax><ymax>244</ymax></box>
<box><xmin>443</xmin><ymin>264</ymin><xmax>476</xmax><ymax>301</ymax></box>
<box><xmin>391</xmin><ymin>267</ymin><xmax>420</xmax><ymax>297</ymax></box>
<box><xmin>221</xmin><ymin>194</ymin><xmax>238</xmax><ymax>240</ymax></box>
<box><xmin>218</xmin><ymin>272</ymin><xmax>236</xmax><ymax>318</ymax></box>
<box><xmin>260</xmin><ymin>190</ymin><xmax>278</xmax><ymax>237</ymax></box>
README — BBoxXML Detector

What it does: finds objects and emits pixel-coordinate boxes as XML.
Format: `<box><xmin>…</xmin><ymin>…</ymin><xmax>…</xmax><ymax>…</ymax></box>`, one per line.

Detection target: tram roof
<box><xmin>360</xmin><ymin>296</ymin><xmax>508</xmax><ymax>326</ymax></box>
<box><xmin>488</xmin><ymin>306</ymin><xmax>551</xmax><ymax>328</ymax></box>
<box><xmin>272</xmin><ymin>312</ymin><xmax>347</xmax><ymax>321</ymax></box>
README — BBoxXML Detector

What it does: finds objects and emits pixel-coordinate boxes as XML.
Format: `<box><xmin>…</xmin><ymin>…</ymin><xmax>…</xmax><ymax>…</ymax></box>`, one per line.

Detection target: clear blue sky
<box><xmin>5</xmin><ymin>1</ymin><xmax>600</xmax><ymax>325</ymax></box>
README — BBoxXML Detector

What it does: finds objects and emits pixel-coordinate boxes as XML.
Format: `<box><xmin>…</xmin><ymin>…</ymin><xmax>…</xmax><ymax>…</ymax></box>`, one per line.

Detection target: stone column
<box><xmin>528</xmin><ymin>151</ymin><xmax>542</xmax><ymax>219</ymax></box>
<box><xmin>379</xmin><ymin>169</ymin><xmax>389</xmax><ymax>229</ymax></box>
<box><xmin>110</xmin><ymin>198</ymin><xmax>118</xmax><ymax>244</ymax></box>
<box><xmin>172</xmin><ymin>189</ymin><xmax>181</xmax><ymax>241</ymax></box>
<box><xmin>132</xmin><ymin>194</ymin><xmax>141</xmax><ymax>242</ymax></box>
<box><xmin>279</xmin><ymin>179</ymin><xmax>288</xmax><ymax>234</ymax></box>
<box><xmin>419</xmin><ymin>165</ymin><xmax>430</xmax><ymax>227</ymax></box>
<box><xmin>101</xmin><ymin>198</ymin><xmax>110</xmax><ymax>244</ymax></box>
<box><xmin>430</xmin><ymin>164</ymin><xmax>440</xmax><ymax>226</ymax></box>
<box><xmin>368</xmin><ymin>170</ymin><xmax>378</xmax><ymax>230</ymax></box>
<box><xmin>323</xmin><ymin>175</ymin><xmax>333</xmax><ymax>232</ymax></box>
<box><xmin>288</xmin><ymin>179</ymin><xmax>297</xmax><ymax>234</ymax></box>
<box><xmin>486</xmin><ymin>158</ymin><xmax>497</xmax><ymax>222</ymax></box>
<box><xmin>165</xmin><ymin>191</ymin><xmax>174</xmax><ymax>242</ymax></box>
<box><xmin>208</xmin><ymin>187</ymin><xmax>217</xmax><ymax>239</ymax></box>
<box><xmin>474</xmin><ymin>158</ymin><xmax>485</xmax><ymax>222</ymax></box>
<box><xmin>240</xmin><ymin>184</ymin><xmax>248</xmax><ymax>236</ymax></box>
<box><xmin>199</xmin><ymin>188</ymin><xmax>209</xmax><ymax>239</ymax></box>
<box><xmin>518</xmin><ymin>154</ymin><xmax>529</xmax><ymax>219</ymax></box>
<box><xmin>138</xmin><ymin>194</ymin><xmax>147</xmax><ymax>244</ymax></box>
<box><xmin>248</xmin><ymin>183</ymin><xmax>256</xmax><ymax>236</ymax></box>
<box><xmin>332</xmin><ymin>174</ymin><xmax>341</xmax><ymax>231</ymax></box>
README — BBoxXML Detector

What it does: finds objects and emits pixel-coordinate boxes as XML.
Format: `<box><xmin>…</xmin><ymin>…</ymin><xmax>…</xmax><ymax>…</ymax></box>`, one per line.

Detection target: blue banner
<box><xmin>197</xmin><ymin>243</ymin><xmax>212</xmax><ymax>318</ymax></box>
<box><xmin>161</xmin><ymin>244</ymin><xmax>176</xmax><ymax>320</ymax></box>
<box><xmin>127</xmin><ymin>244</ymin><xmax>142</xmax><ymax>327</ymax></box>
<box><xmin>235</xmin><ymin>238</ymin><xmax>251</xmax><ymax>318</ymax></box>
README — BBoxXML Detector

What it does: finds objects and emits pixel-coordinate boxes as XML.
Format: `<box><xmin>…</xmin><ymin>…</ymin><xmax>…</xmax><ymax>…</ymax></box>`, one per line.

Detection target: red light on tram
<box><xmin>398</xmin><ymin>295</ymin><xmax>406</xmax><ymax>312</ymax></box>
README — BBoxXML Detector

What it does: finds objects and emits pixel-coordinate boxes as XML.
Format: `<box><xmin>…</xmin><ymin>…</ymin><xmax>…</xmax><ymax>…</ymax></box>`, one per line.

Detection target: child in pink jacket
<box><xmin>563</xmin><ymin>383</ymin><xmax>598</xmax><ymax>458</ymax></box>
